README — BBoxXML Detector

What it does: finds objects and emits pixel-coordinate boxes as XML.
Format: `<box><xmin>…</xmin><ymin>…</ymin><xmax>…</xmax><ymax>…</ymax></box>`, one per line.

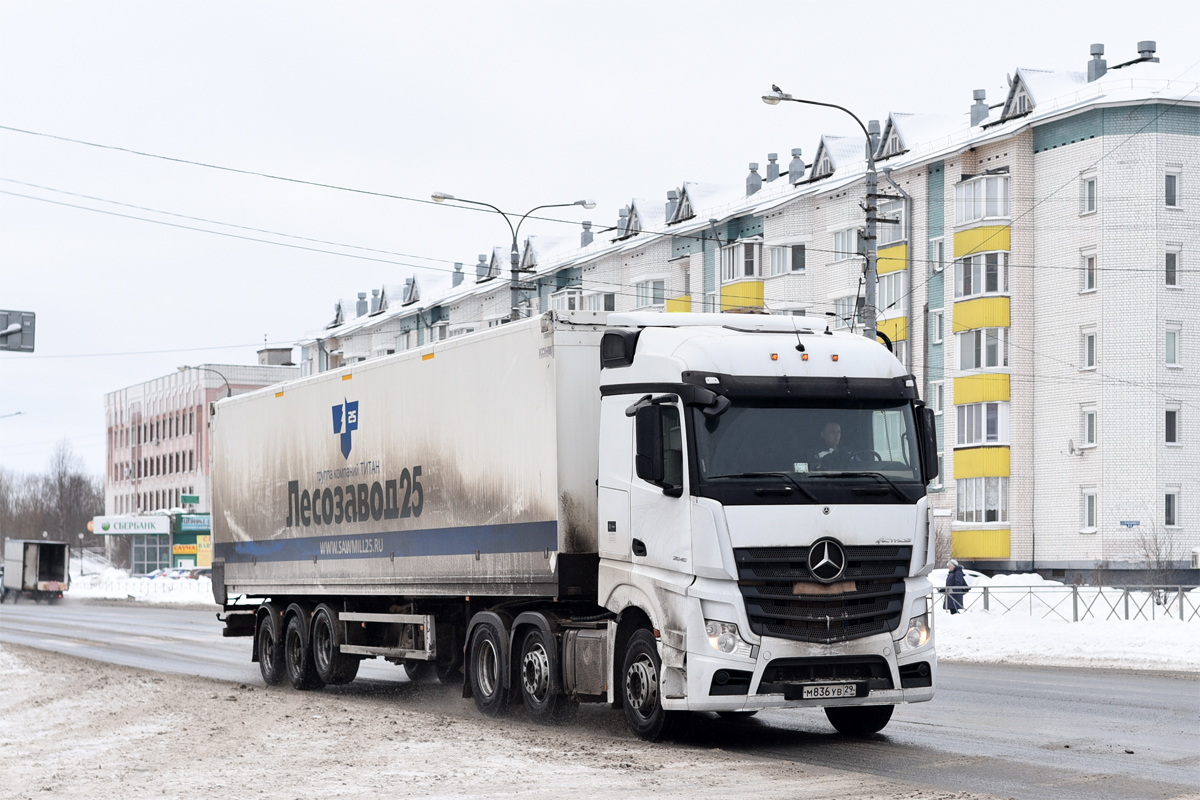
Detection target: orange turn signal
<box><xmin>831</xmin><ymin>354</ymin><xmax>839</xmax><ymax>361</ymax></box>
<box><xmin>771</xmin><ymin>353</ymin><xmax>778</xmax><ymax>361</ymax></box>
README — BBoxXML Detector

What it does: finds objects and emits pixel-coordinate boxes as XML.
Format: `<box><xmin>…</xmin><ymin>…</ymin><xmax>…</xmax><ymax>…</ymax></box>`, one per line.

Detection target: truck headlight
<box><xmin>902</xmin><ymin>613</ymin><xmax>930</xmax><ymax>650</ymax></box>
<box><xmin>704</xmin><ymin>620</ymin><xmax>753</xmax><ymax>657</ymax></box>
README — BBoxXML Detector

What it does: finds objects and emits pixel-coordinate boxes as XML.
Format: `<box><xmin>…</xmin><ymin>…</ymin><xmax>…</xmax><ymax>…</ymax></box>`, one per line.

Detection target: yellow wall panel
<box><xmin>952</xmin><ymin>296</ymin><xmax>1010</xmax><ymax>332</ymax></box>
<box><xmin>877</xmin><ymin>244</ymin><xmax>908</xmax><ymax>275</ymax></box>
<box><xmin>954</xmin><ymin>373</ymin><xmax>1010</xmax><ymax>404</ymax></box>
<box><xmin>953</xmin><ymin>446</ymin><xmax>1010</xmax><ymax>479</ymax></box>
<box><xmin>954</xmin><ymin>225</ymin><xmax>1010</xmax><ymax>258</ymax></box>
<box><xmin>721</xmin><ymin>280</ymin><xmax>764</xmax><ymax>311</ymax></box>
<box><xmin>952</xmin><ymin>529</ymin><xmax>1011</xmax><ymax>559</ymax></box>
<box><xmin>666</xmin><ymin>295</ymin><xmax>691</xmax><ymax>313</ymax></box>
<box><xmin>877</xmin><ymin>316</ymin><xmax>908</xmax><ymax>343</ymax></box>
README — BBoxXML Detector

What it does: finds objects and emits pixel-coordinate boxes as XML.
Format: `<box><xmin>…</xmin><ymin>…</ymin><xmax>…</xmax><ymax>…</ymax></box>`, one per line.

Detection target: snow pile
<box><xmin>67</xmin><ymin>572</ymin><xmax>217</xmax><ymax>605</ymax></box>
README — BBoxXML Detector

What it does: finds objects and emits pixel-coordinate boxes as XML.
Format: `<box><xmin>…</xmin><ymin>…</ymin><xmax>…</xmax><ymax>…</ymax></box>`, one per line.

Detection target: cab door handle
<box><xmin>631</xmin><ymin>539</ymin><xmax>647</xmax><ymax>557</ymax></box>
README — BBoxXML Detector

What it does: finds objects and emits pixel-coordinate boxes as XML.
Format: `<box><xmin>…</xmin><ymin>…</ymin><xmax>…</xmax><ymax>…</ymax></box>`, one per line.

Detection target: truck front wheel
<box><xmin>824</xmin><ymin>704</ymin><xmax>894</xmax><ymax>736</ymax></box>
<box><xmin>284</xmin><ymin>614</ymin><xmax>326</xmax><ymax>691</ymax></box>
<box><xmin>621</xmin><ymin>629</ymin><xmax>678</xmax><ymax>741</ymax></box>
<box><xmin>256</xmin><ymin>613</ymin><xmax>285</xmax><ymax>686</ymax></box>
<box><xmin>468</xmin><ymin>623</ymin><xmax>508</xmax><ymax>717</ymax></box>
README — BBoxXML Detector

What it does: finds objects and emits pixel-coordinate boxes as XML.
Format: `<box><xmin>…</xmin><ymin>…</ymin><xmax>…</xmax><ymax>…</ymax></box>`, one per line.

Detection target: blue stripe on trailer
<box><xmin>214</xmin><ymin>520</ymin><xmax>558</xmax><ymax>564</ymax></box>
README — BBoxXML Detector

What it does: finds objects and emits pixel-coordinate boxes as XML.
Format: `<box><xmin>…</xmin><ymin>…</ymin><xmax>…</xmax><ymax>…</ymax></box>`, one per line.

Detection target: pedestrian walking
<box><xmin>944</xmin><ymin>559</ymin><xmax>970</xmax><ymax>614</ymax></box>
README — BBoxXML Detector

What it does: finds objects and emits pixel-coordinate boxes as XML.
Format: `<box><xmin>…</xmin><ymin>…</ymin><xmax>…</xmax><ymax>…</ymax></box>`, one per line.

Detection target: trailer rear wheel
<box><xmin>621</xmin><ymin>629</ymin><xmax>679</xmax><ymax>741</ymax></box>
<box><xmin>468</xmin><ymin>623</ymin><xmax>508</xmax><ymax>717</ymax></box>
<box><xmin>311</xmin><ymin>605</ymin><xmax>359</xmax><ymax>685</ymax></box>
<box><xmin>824</xmin><ymin>704</ymin><xmax>893</xmax><ymax>736</ymax></box>
<box><xmin>404</xmin><ymin>661</ymin><xmax>434</xmax><ymax>682</ymax></box>
<box><xmin>519</xmin><ymin>628</ymin><xmax>575</xmax><ymax>723</ymax></box>
<box><xmin>284</xmin><ymin>614</ymin><xmax>326</xmax><ymax>690</ymax></box>
<box><xmin>256</xmin><ymin>614</ymin><xmax>285</xmax><ymax>686</ymax></box>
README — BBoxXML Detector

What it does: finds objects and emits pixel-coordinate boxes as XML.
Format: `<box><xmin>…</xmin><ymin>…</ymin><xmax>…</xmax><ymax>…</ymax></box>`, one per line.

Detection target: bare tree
<box><xmin>0</xmin><ymin>442</ymin><xmax>103</xmax><ymax>548</ymax></box>
<box><xmin>1134</xmin><ymin>516</ymin><xmax>1183</xmax><ymax>587</ymax></box>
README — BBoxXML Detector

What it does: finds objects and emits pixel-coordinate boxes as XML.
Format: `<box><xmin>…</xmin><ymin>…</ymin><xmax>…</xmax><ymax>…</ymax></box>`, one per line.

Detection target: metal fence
<box><xmin>937</xmin><ymin>585</ymin><xmax>1200</xmax><ymax>622</ymax></box>
<box><xmin>70</xmin><ymin>577</ymin><xmax>213</xmax><ymax>600</ymax></box>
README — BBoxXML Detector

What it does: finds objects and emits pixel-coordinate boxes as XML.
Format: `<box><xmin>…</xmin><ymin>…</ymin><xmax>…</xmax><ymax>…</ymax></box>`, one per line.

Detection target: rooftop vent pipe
<box><xmin>617</xmin><ymin>207</ymin><xmax>629</xmax><ymax>237</ymax></box>
<box><xmin>789</xmin><ymin>148</ymin><xmax>806</xmax><ymax>185</ymax></box>
<box><xmin>356</xmin><ymin>292</ymin><xmax>368</xmax><ymax>317</ymax></box>
<box><xmin>665</xmin><ymin>189</ymin><xmax>679</xmax><ymax>221</ymax></box>
<box><xmin>867</xmin><ymin>121</ymin><xmax>881</xmax><ymax>158</ymax></box>
<box><xmin>452</xmin><ymin>262</ymin><xmax>464</xmax><ymax>288</ymax></box>
<box><xmin>476</xmin><ymin>254</ymin><xmax>489</xmax><ymax>282</ymax></box>
<box><xmin>1137</xmin><ymin>40</ymin><xmax>1158</xmax><ymax>62</ymax></box>
<box><xmin>581</xmin><ymin>221</ymin><xmax>593</xmax><ymax>247</ymax></box>
<box><xmin>1088</xmin><ymin>44</ymin><xmax>1107</xmax><ymax>82</ymax></box>
<box><xmin>370</xmin><ymin>288</ymin><xmax>381</xmax><ymax>314</ymax></box>
<box><xmin>746</xmin><ymin>162</ymin><xmax>762</xmax><ymax>196</ymax></box>
<box><xmin>970</xmin><ymin>89</ymin><xmax>989</xmax><ymax>125</ymax></box>
<box><xmin>766</xmin><ymin>153</ymin><xmax>780</xmax><ymax>182</ymax></box>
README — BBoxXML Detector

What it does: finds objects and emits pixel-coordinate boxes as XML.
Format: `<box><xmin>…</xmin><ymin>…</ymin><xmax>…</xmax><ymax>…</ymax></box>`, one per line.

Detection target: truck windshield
<box><xmin>692</xmin><ymin>399</ymin><xmax>922</xmax><ymax>487</ymax></box>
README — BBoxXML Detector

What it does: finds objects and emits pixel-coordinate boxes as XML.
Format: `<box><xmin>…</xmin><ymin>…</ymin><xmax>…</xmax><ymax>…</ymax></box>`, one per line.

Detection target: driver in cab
<box><xmin>812</xmin><ymin>420</ymin><xmax>848</xmax><ymax>469</ymax></box>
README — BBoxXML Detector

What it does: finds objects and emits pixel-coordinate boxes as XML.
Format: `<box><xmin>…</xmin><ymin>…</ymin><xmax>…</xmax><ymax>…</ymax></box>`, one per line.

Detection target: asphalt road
<box><xmin>2</xmin><ymin>600</ymin><xmax>1197</xmax><ymax>800</ymax></box>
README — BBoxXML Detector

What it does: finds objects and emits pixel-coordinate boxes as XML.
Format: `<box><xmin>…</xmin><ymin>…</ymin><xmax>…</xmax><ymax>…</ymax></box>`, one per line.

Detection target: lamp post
<box><xmin>178</xmin><ymin>365</ymin><xmax>231</xmax><ymax>398</ymax></box>
<box><xmin>431</xmin><ymin>193</ymin><xmax>595</xmax><ymax>321</ymax></box>
<box><xmin>763</xmin><ymin>87</ymin><xmax>879</xmax><ymax>342</ymax></box>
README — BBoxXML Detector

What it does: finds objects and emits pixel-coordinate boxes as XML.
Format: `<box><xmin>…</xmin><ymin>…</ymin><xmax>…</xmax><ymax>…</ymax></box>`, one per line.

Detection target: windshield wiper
<box><xmin>706</xmin><ymin>472</ymin><xmax>819</xmax><ymax>502</ymax></box>
<box><xmin>806</xmin><ymin>471</ymin><xmax>911</xmax><ymax>501</ymax></box>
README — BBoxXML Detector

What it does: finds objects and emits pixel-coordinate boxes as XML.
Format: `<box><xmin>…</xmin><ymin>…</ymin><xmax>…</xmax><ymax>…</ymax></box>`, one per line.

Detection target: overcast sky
<box><xmin>1</xmin><ymin>0</ymin><xmax>1197</xmax><ymax>475</ymax></box>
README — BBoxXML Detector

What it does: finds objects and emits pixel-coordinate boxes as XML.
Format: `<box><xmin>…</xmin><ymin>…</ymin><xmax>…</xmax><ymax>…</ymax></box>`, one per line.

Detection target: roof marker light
<box><xmin>831</xmin><ymin>354</ymin><xmax>839</xmax><ymax>362</ymax></box>
<box><xmin>802</xmin><ymin>353</ymin><xmax>809</xmax><ymax>361</ymax></box>
<box><xmin>771</xmin><ymin>353</ymin><xmax>778</xmax><ymax>361</ymax></box>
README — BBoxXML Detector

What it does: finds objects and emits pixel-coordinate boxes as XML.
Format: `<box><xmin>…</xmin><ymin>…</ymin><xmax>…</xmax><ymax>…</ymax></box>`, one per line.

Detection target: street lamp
<box><xmin>178</xmin><ymin>365</ymin><xmax>231</xmax><ymax>398</ymax></box>
<box><xmin>763</xmin><ymin>86</ymin><xmax>880</xmax><ymax>342</ymax></box>
<box><xmin>432</xmin><ymin>193</ymin><xmax>596</xmax><ymax>321</ymax></box>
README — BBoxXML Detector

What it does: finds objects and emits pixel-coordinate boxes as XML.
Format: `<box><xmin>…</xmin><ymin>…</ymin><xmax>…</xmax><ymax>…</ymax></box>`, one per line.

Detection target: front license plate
<box><xmin>802</xmin><ymin>683</ymin><xmax>858</xmax><ymax>699</ymax></box>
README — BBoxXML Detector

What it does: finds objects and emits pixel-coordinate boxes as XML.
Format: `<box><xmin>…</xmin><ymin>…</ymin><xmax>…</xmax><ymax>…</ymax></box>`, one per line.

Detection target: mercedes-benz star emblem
<box><xmin>807</xmin><ymin>538</ymin><xmax>847</xmax><ymax>583</ymax></box>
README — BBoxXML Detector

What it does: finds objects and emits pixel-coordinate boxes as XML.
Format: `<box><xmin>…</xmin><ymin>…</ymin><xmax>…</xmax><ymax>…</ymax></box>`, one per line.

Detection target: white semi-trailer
<box><xmin>211</xmin><ymin>311</ymin><xmax>939</xmax><ymax>739</ymax></box>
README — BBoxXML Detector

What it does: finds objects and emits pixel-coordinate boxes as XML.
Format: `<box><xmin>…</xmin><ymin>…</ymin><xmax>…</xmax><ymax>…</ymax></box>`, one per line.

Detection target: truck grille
<box><xmin>734</xmin><ymin>545</ymin><xmax>911</xmax><ymax>644</ymax></box>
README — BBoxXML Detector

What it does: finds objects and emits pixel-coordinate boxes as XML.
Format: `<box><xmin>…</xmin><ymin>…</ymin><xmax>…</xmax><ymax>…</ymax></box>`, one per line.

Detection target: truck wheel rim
<box><xmin>625</xmin><ymin>655</ymin><xmax>658</xmax><ymax>720</ymax></box>
<box><xmin>476</xmin><ymin>638</ymin><xmax>499</xmax><ymax>698</ymax></box>
<box><xmin>261</xmin><ymin>629</ymin><xmax>275</xmax><ymax>673</ymax></box>
<box><xmin>522</xmin><ymin>642</ymin><xmax>550</xmax><ymax>702</ymax></box>
<box><xmin>314</xmin><ymin>620</ymin><xmax>331</xmax><ymax>672</ymax></box>
<box><xmin>287</xmin><ymin>629</ymin><xmax>303</xmax><ymax>673</ymax></box>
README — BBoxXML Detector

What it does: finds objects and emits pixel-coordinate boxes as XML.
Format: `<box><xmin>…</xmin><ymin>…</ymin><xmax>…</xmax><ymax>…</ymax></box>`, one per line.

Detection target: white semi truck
<box><xmin>211</xmin><ymin>311</ymin><xmax>939</xmax><ymax>740</ymax></box>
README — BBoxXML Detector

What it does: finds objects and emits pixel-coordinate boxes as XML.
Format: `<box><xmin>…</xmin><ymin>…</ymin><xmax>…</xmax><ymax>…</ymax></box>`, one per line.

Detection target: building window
<box><xmin>769</xmin><ymin>245</ymin><xmax>805</xmax><ymax>275</ymax></box>
<box><xmin>550</xmin><ymin>288</ymin><xmax>583</xmax><ymax>312</ymax></box>
<box><xmin>720</xmin><ymin>243</ymin><xmax>761</xmax><ymax>282</ymax></box>
<box><xmin>954</xmin><ymin>252</ymin><xmax>1009</xmax><ymax>298</ymax></box>
<box><xmin>584</xmin><ymin>292</ymin><xmax>615</xmax><ymax>311</ymax></box>
<box><xmin>956</xmin><ymin>401</ymin><xmax>1009</xmax><ymax>446</ymax></box>
<box><xmin>833</xmin><ymin>229</ymin><xmax>858</xmax><ymax>261</ymax></box>
<box><xmin>877</xmin><ymin>271</ymin><xmax>908</xmax><ymax>316</ymax></box>
<box><xmin>833</xmin><ymin>296</ymin><xmax>859</xmax><ymax>329</ymax></box>
<box><xmin>931</xmin><ymin>381</ymin><xmax>945</xmax><ymax>415</ymax></box>
<box><xmin>958</xmin><ymin>327</ymin><xmax>1009</xmax><ymax>370</ymax></box>
<box><xmin>1082</xmin><ymin>176</ymin><xmax>1097</xmax><ymax>214</ymax></box>
<box><xmin>1082</xmin><ymin>490</ymin><xmax>1097</xmax><ymax>532</ymax></box>
<box><xmin>931</xmin><ymin>310</ymin><xmax>944</xmax><ymax>344</ymax></box>
<box><xmin>1083</xmin><ymin>408</ymin><xmax>1097</xmax><ymax>446</ymax></box>
<box><xmin>893</xmin><ymin>340</ymin><xmax>909</xmax><ymax>368</ymax></box>
<box><xmin>1165</xmin><ymin>408</ymin><xmax>1179</xmax><ymax>444</ymax></box>
<box><xmin>955</xmin><ymin>175</ymin><xmax>1010</xmax><ymax>224</ymax></box>
<box><xmin>930</xmin><ymin>238</ymin><xmax>945</xmax><ymax>274</ymax></box>
<box><xmin>930</xmin><ymin>453</ymin><xmax>944</xmax><ymax>490</ymax></box>
<box><xmin>1165</xmin><ymin>172</ymin><xmax>1179</xmax><ymax>207</ymax></box>
<box><xmin>1165</xmin><ymin>492</ymin><xmax>1178</xmax><ymax>527</ymax></box>
<box><xmin>1081</xmin><ymin>253</ymin><xmax>1097</xmax><ymax>292</ymax></box>
<box><xmin>1082</xmin><ymin>331</ymin><xmax>1096</xmax><ymax>369</ymax></box>
<box><xmin>1166</xmin><ymin>327</ymin><xmax>1180</xmax><ymax>366</ymax></box>
<box><xmin>878</xmin><ymin>198</ymin><xmax>907</xmax><ymax>246</ymax></box>
<box><xmin>1165</xmin><ymin>251</ymin><xmax>1179</xmax><ymax>286</ymax></box>
<box><xmin>956</xmin><ymin>476</ymin><xmax>1008</xmax><ymax>523</ymax></box>
<box><xmin>635</xmin><ymin>280</ymin><xmax>665</xmax><ymax>308</ymax></box>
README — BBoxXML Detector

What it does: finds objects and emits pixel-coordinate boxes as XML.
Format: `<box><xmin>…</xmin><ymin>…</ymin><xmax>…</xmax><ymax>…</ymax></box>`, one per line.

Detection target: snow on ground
<box><xmin>62</xmin><ymin>563</ymin><xmax>1198</xmax><ymax>672</ymax></box>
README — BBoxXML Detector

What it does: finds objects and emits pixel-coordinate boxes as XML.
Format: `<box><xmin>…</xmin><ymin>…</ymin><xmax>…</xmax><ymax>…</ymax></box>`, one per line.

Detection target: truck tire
<box><xmin>468</xmin><ymin>623</ymin><xmax>508</xmax><ymax>717</ymax></box>
<box><xmin>284</xmin><ymin>613</ymin><xmax>326</xmax><ymax>690</ymax></box>
<box><xmin>403</xmin><ymin>661</ymin><xmax>434</xmax><ymax>682</ymax></box>
<box><xmin>824</xmin><ymin>704</ymin><xmax>894</xmax><ymax>736</ymax></box>
<box><xmin>256</xmin><ymin>613</ymin><xmax>285</xmax><ymax>686</ymax></box>
<box><xmin>311</xmin><ymin>605</ymin><xmax>359</xmax><ymax>686</ymax></box>
<box><xmin>518</xmin><ymin>628</ymin><xmax>575</xmax><ymax>723</ymax></box>
<box><xmin>621</xmin><ymin>629</ymin><xmax>679</xmax><ymax>741</ymax></box>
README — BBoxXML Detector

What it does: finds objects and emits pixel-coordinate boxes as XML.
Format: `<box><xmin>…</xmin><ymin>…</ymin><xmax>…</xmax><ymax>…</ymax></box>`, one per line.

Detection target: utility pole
<box><xmin>763</xmin><ymin>89</ymin><xmax>880</xmax><ymax>342</ymax></box>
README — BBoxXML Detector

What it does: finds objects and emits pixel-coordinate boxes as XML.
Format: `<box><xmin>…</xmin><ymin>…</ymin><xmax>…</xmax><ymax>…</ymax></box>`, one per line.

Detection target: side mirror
<box><xmin>918</xmin><ymin>406</ymin><xmax>939</xmax><ymax>482</ymax></box>
<box><xmin>634</xmin><ymin>405</ymin><xmax>664</xmax><ymax>484</ymax></box>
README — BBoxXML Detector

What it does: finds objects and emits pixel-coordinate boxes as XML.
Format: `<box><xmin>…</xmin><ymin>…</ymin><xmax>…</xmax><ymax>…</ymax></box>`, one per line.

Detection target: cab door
<box><xmin>628</xmin><ymin>400</ymin><xmax>693</xmax><ymax>574</ymax></box>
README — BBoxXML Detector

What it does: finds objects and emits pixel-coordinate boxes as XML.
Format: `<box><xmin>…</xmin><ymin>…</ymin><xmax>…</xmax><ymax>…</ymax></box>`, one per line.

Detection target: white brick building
<box><xmin>298</xmin><ymin>42</ymin><xmax>1198</xmax><ymax>581</ymax></box>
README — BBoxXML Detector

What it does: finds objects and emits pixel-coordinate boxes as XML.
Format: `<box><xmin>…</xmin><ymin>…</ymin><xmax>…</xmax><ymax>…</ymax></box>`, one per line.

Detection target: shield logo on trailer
<box><xmin>332</xmin><ymin>399</ymin><xmax>359</xmax><ymax>459</ymax></box>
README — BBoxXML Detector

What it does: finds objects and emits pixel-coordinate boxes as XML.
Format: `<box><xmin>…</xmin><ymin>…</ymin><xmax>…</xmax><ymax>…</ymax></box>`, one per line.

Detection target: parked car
<box><xmin>187</xmin><ymin>567</ymin><xmax>212</xmax><ymax>580</ymax></box>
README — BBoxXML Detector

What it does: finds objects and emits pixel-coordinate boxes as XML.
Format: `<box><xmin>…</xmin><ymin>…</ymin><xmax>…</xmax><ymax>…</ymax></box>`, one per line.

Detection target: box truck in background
<box><xmin>3</xmin><ymin>539</ymin><xmax>70</xmax><ymax>603</ymax></box>
<box><xmin>211</xmin><ymin>311</ymin><xmax>940</xmax><ymax>740</ymax></box>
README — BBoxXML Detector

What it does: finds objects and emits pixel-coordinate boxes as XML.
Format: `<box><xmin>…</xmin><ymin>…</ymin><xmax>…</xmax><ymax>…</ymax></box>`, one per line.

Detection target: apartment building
<box><xmin>298</xmin><ymin>42</ymin><xmax>1198</xmax><ymax>581</ymax></box>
